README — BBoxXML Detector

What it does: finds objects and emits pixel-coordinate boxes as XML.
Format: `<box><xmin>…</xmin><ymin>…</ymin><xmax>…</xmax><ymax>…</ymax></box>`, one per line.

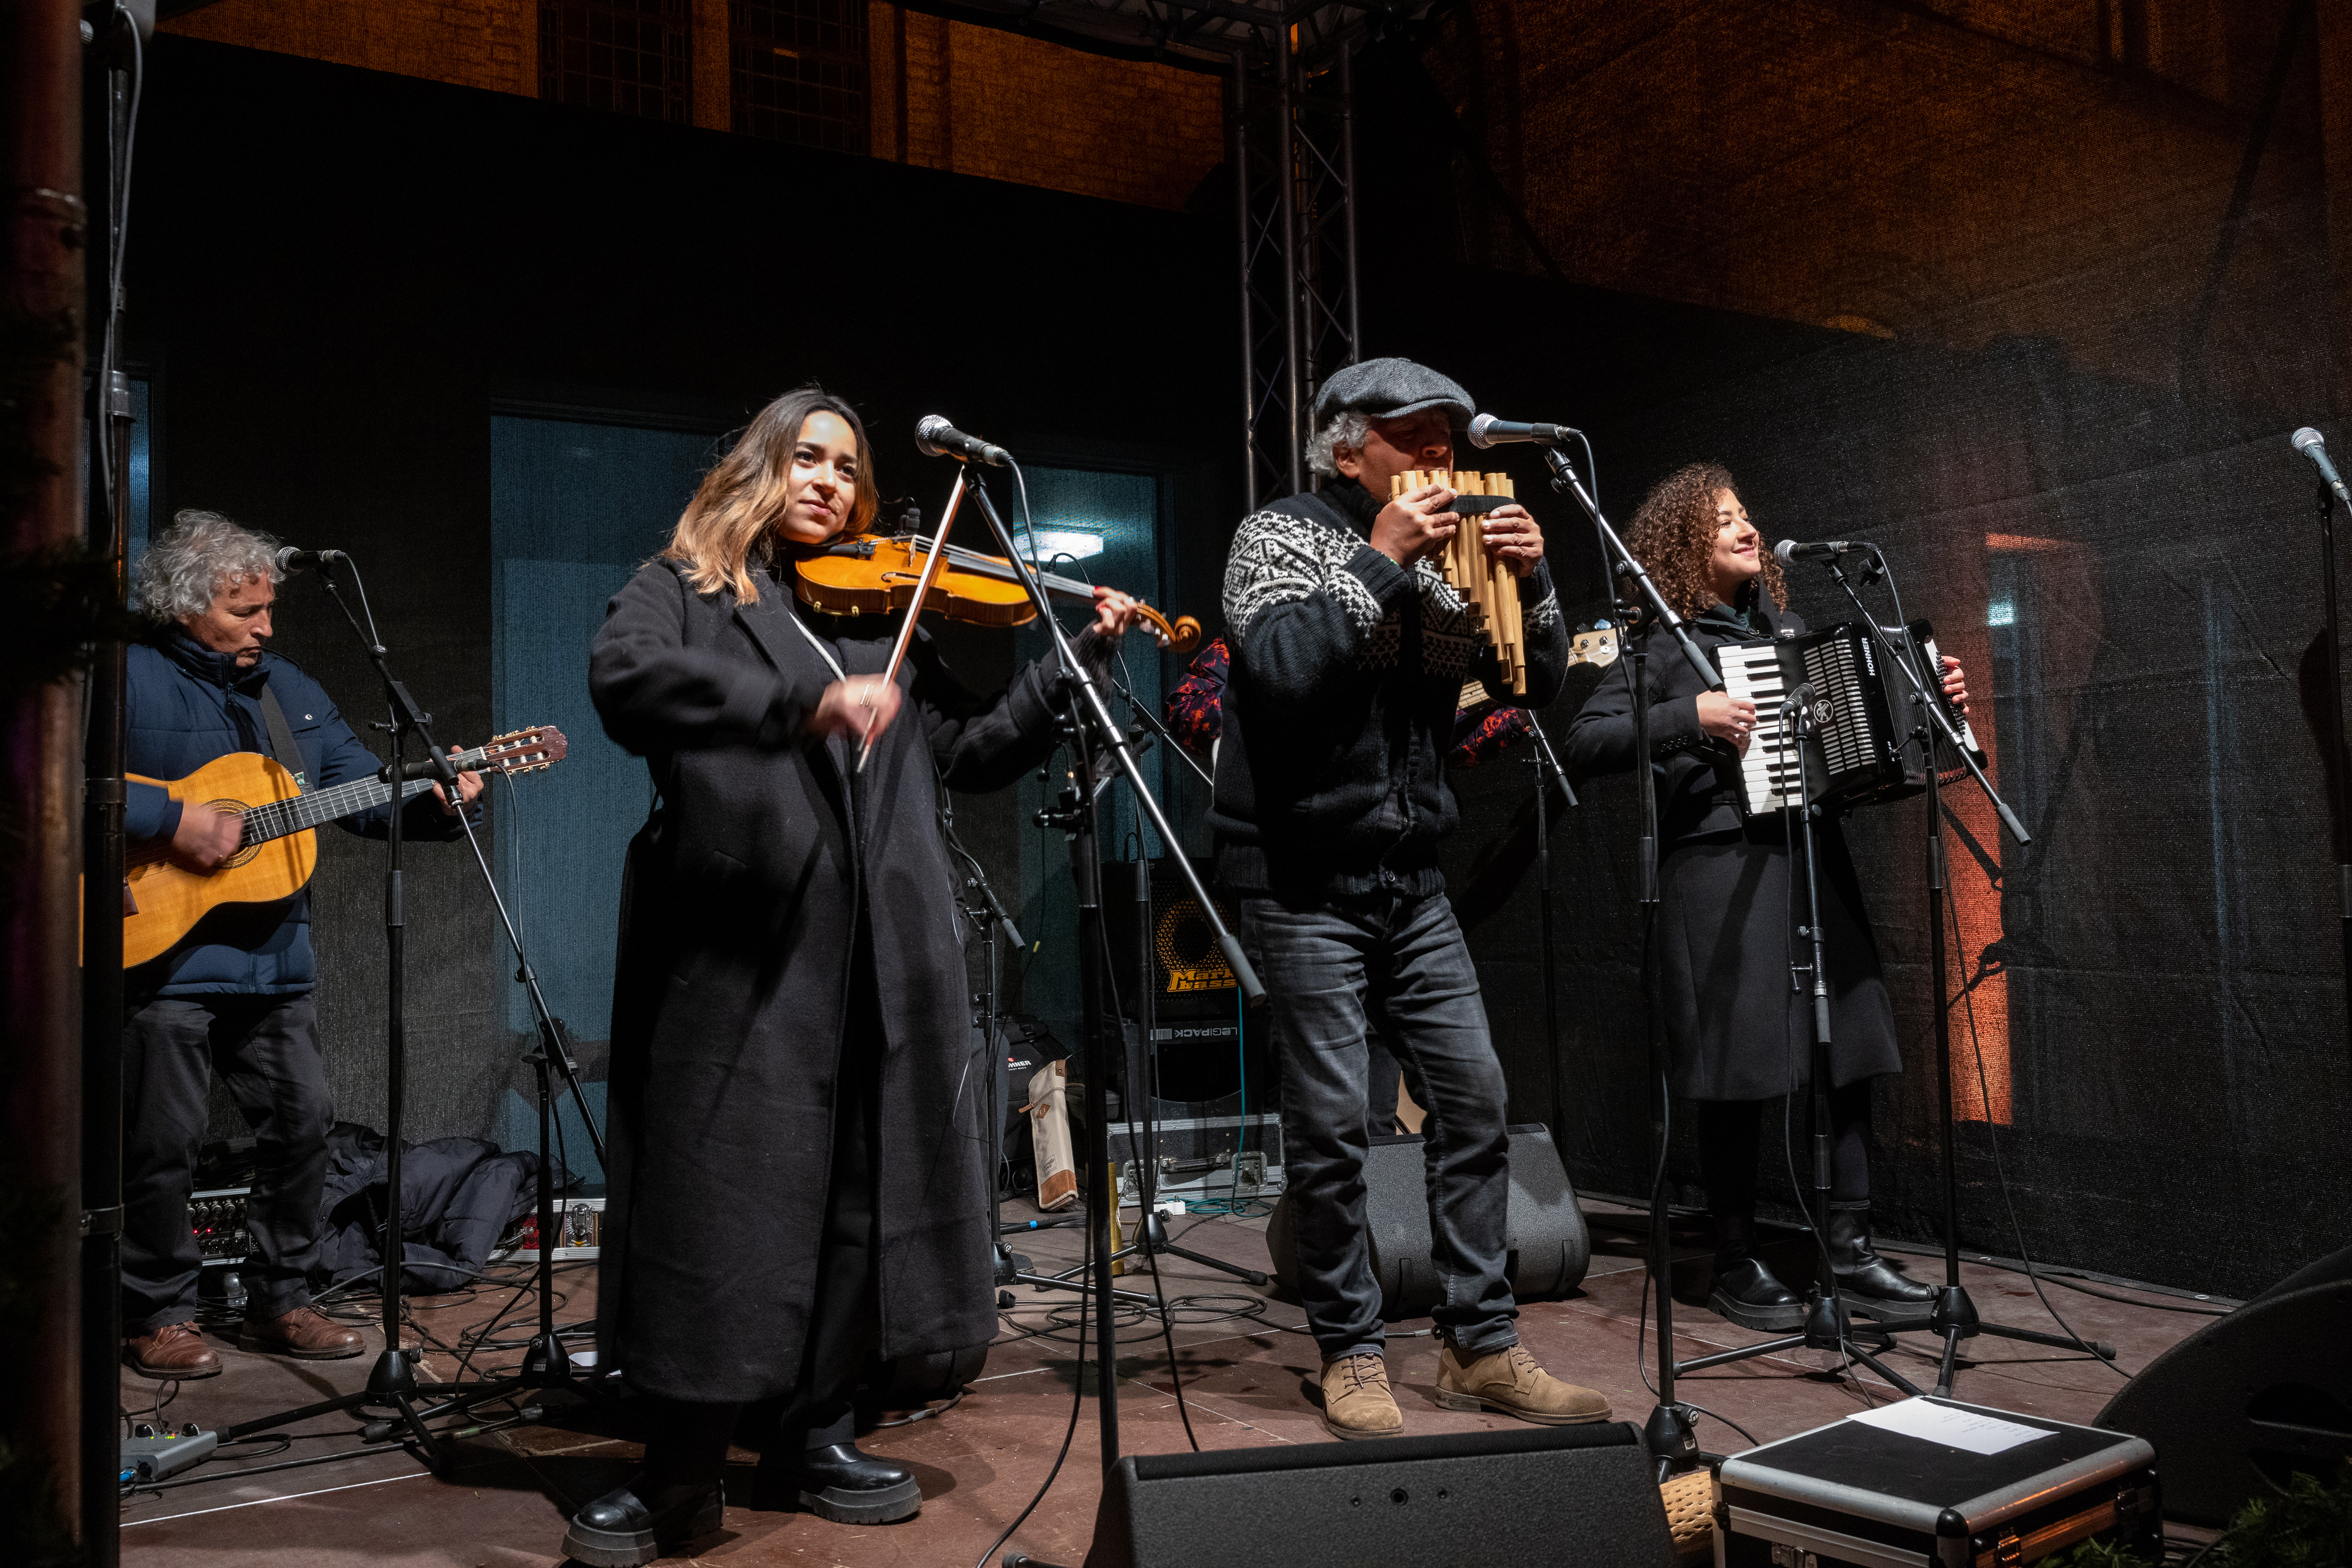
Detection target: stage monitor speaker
<box><xmin>1082</xmin><ymin>1420</ymin><xmax>1671</xmax><ymax>1568</ymax></box>
<box><xmin>2093</xmin><ymin>1278</ymin><xmax>2352</xmax><ymax>1526</ymax></box>
<box><xmin>1263</xmin><ymin>1125</ymin><xmax>1590</xmax><ymax>1318</ymax></box>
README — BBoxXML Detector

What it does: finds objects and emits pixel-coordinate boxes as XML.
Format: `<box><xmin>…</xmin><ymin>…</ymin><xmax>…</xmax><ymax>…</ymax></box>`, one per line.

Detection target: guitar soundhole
<box><xmin>211</xmin><ymin>798</ymin><xmax>263</xmax><ymax>869</ymax></box>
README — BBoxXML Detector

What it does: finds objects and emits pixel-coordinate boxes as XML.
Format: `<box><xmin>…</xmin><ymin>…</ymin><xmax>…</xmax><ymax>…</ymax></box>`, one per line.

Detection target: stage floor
<box><xmin>119</xmin><ymin>1201</ymin><xmax>2224</xmax><ymax>1566</ymax></box>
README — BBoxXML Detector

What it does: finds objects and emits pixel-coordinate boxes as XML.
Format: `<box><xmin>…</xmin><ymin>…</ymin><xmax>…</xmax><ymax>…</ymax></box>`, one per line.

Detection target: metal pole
<box><xmin>1337</xmin><ymin>44</ymin><xmax>1360</xmax><ymax>362</ymax></box>
<box><xmin>2321</xmin><ymin>482</ymin><xmax>2352</xmax><ymax>1057</ymax></box>
<box><xmin>1232</xmin><ymin>52</ymin><xmax>1258</xmax><ymax>512</ymax></box>
<box><xmin>1070</xmin><ymin>737</ymin><xmax>1120</xmax><ymax>1469</ymax></box>
<box><xmin>3</xmin><ymin>0</ymin><xmax>89</xmax><ymax>1552</ymax></box>
<box><xmin>1275</xmin><ymin>29</ymin><xmax>1303</xmax><ymax>494</ymax></box>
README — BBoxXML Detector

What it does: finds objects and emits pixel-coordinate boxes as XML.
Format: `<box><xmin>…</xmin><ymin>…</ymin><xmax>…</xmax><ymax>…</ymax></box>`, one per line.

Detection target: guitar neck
<box><xmin>240</xmin><ymin>774</ymin><xmax>440</xmax><ymax>847</ymax></box>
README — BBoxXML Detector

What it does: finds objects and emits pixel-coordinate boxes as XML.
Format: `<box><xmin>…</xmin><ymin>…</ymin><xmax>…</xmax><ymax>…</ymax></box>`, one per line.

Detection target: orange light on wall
<box><xmin>1946</xmin><ymin>530</ymin><xmax>2088</xmax><ymax>1124</ymax></box>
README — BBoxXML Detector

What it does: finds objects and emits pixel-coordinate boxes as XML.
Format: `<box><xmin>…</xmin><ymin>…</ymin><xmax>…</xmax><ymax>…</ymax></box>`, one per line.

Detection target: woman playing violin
<box><xmin>574</xmin><ymin>386</ymin><xmax>1145</xmax><ymax>1564</ymax></box>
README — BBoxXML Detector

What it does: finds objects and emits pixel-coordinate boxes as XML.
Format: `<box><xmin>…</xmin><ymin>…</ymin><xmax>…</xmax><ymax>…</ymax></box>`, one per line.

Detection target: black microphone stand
<box><xmin>1539</xmin><ymin>444</ymin><xmax>1717</xmax><ymax>1479</ymax></box>
<box><xmin>1521</xmin><ymin>714</ymin><xmax>1579</xmax><ymax>1161</ymax></box>
<box><xmin>955</xmin><ymin>458</ymin><xmax>1265</xmax><ymax>1475</ymax></box>
<box><xmin>942</xmin><ymin>795</ymin><xmax>1030</xmax><ymax>1290</ymax></box>
<box><xmin>222</xmin><ymin>562</ymin><xmax>611</xmax><ymax>1469</ymax></box>
<box><xmin>1809</xmin><ymin>550</ymin><xmax>2114</xmax><ymax>1397</ymax></box>
<box><xmin>1643</xmin><ymin>696</ymin><xmax>1923</xmax><ymax>1399</ymax></box>
<box><xmin>219</xmin><ymin>558</ymin><xmax>467</xmax><ymax>1466</ymax></box>
<box><xmin>1077</xmin><ymin>676</ymin><xmax>1269</xmax><ymax>1289</ymax></box>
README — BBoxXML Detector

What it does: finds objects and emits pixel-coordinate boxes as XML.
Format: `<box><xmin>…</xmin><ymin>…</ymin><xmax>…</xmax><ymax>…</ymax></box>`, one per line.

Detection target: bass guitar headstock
<box><xmin>1569</xmin><ymin>623</ymin><xmax>1620</xmax><ymax>670</ymax></box>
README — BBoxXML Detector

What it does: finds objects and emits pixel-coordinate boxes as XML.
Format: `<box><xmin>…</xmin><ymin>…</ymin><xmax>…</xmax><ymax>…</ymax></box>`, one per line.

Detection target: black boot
<box><xmin>783</xmin><ymin>1441</ymin><xmax>922</xmax><ymax>1524</ymax></box>
<box><xmin>1828</xmin><ymin>1201</ymin><xmax>1937</xmax><ymax>1314</ymax></box>
<box><xmin>560</xmin><ymin>1474</ymin><xmax>725</xmax><ymax>1567</ymax></box>
<box><xmin>1706</xmin><ymin>1213</ymin><xmax>1807</xmax><ymax>1332</ymax></box>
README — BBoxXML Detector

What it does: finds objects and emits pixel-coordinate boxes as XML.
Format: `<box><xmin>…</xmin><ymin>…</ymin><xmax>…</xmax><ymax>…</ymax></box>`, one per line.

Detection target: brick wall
<box><xmin>162</xmin><ymin>0</ymin><xmax>537</xmax><ymax>98</ymax></box>
<box><xmin>159</xmin><ymin>0</ymin><xmax>1227</xmax><ymax>210</ymax></box>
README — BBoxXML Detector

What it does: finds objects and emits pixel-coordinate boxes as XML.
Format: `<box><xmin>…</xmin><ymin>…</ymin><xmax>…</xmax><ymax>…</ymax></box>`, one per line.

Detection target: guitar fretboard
<box><xmin>242</xmin><ymin>773</ymin><xmax>442</xmax><ymax>846</ymax></box>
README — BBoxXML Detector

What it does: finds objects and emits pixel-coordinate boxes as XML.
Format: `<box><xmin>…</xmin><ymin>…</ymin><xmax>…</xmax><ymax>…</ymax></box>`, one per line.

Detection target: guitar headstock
<box><xmin>1569</xmin><ymin>623</ymin><xmax>1620</xmax><ymax>670</ymax></box>
<box><xmin>469</xmin><ymin>726</ymin><xmax>568</xmax><ymax>776</ymax></box>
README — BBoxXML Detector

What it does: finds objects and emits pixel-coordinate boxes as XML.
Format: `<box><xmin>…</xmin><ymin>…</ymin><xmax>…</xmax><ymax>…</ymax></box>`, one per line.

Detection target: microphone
<box><xmin>2291</xmin><ymin>427</ymin><xmax>2352</xmax><ymax>506</ymax></box>
<box><xmin>916</xmin><ymin>415</ymin><xmax>1010</xmax><ymax>468</ymax></box>
<box><xmin>1772</xmin><ymin>539</ymin><xmax>1875</xmax><ymax>565</ymax></box>
<box><xmin>1785</xmin><ymin>680</ymin><xmax>1833</xmax><ymax>729</ymax></box>
<box><xmin>273</xmin><ymin>546</ymin><xmax>346</xmax><ymax>573</ymax></box>
<box><xmin>1466</xmin><ymin>413</ymin><xmax>1580</xmax><ymax>450</ymax></box>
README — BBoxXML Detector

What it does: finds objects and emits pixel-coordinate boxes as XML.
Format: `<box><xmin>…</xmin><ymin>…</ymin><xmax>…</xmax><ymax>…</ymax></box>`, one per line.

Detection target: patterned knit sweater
<box><xmin>1208</xmin><ymin>477</ymin><xmax>1567</xmax><ymax>897</ymax></box>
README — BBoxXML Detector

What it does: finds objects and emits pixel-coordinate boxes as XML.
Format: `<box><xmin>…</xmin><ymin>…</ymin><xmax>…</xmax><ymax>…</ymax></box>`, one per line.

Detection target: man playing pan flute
<box><xmin>1211</xmin><ymin>357</ymin><xmax>1607</xmax><ymax>1438</ymax></box>
<box><xmin>117</xmin><ymin>511</ymin><xmax>481</xmax><ymax>1380</ymax></box>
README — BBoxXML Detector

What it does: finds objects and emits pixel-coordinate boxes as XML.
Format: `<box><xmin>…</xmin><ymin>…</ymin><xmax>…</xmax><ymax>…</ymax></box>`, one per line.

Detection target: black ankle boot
<box><xmin>560</xmin><ymin>1473</ymin><xmax>725</xmax><ymax>1567</ymax></box>
<box><xmin>1707</xmin><ymin>1215</ymin><xmax>1807</xmax><ymax>1331</ymax></box>
<box><xmin>785</xmin><ymin>1441</ymin><xmax>921</xmax><ymax>1524</ymax></box>
<box><xmin>1828</xmin><ymin>1201</ymin><xmax>1937</xmax><ymax>1313</ymax></box>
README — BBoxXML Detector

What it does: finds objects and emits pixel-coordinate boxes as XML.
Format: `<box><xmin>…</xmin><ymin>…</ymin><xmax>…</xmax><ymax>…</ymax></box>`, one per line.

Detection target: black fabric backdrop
<box><xmin>1337</xmin><ymin>7</ymin><xmax>2352</xmax><ymax>1299</ymax></box>
<box><xmin>128</xmin><ymin>6</ymin><xmax>2352</xmax><ymax>1297</ymax></box>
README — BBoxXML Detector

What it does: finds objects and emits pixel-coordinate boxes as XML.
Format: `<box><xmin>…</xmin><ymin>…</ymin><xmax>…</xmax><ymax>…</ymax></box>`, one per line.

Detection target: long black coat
<box><xmin>588</xmin><ymin>559</ymin><xmax>1080</xmax><ymax>1402</ymax></box>
<box><xmin>1562</xmin><ymin>599</ymin><xmax>1901</xmax><ymax>1101</ymax></box>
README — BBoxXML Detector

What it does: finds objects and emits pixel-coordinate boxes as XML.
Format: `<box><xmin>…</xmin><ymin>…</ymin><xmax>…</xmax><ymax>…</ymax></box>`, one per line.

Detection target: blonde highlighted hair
<box><xmin>665</xmin><ymin>386</ymin><xmax>878</xmax><ymax>601</ymax></box>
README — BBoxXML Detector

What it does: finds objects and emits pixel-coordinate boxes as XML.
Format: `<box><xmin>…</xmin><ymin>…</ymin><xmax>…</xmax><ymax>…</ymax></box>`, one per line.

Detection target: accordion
<box><xmin>1716</xmin><ymin>619</ymin><xmax>1985</xmax><ymax>818</ymax></box>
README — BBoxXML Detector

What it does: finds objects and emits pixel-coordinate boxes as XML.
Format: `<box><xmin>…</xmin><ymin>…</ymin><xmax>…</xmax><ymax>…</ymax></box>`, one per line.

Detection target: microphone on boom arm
<box><xmin>1772</xmin><ymin>538</ymin><xmax>1877</xmax><ymax>565</ymax></box>
<box><xmin>2291</xmin><ymin>427</ymin><xmax>2352</xmax><ymax>507</ymax></box>
<box><xmin>916</xmin><ymin>415</ymin><xmax>1012</xmax><ymax>468</ymax></box>
<box><xmin>1466</xmin><ymin>413</ymin><xmax>1581</xmax><ymax>450</ymax></box>
<box><xmin>273</xmin><ymin>546</ymin><xmax>346</xmax><ymax>573</ymax></box>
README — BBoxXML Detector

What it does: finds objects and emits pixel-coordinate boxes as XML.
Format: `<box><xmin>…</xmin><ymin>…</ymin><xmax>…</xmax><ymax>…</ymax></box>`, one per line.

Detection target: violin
<box><xmin>792</xmin><ymin>533</ymin><xmax>1203</xmax><ymax>654</ymax></box>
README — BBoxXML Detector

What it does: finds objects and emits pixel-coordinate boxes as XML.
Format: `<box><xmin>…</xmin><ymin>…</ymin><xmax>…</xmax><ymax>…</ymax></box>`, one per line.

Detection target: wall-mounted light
<box><xmin>1013</xmin><ymin>529</ymin><xmax>1105</xmax><ymax>562</ymax></box>
<box><xmin>1987</xmin><ymin>598</ymin><xmax>2016</xmax><ymax>627</ymax></box>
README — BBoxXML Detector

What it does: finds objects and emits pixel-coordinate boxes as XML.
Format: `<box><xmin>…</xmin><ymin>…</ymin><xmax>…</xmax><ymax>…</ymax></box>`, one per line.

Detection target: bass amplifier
<box><xmin>1715</xmin><ymin>1398</ymin><xmax>2158</xmax><ymax>1568</ymax></box>
<box><xmin>1102</xmin><ymin>859</ymin><xmax>1245</xmax><ymax>1024</ymax></box>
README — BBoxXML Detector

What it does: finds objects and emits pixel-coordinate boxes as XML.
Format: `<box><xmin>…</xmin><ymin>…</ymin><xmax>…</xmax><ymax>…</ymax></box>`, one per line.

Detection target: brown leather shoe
<box><xmin>239</xmin><ymin>1304</ymin><xmax>364</xmax><ymax>1360</ymax></box>
<box><xmin>1318</xmin><ymin>1353</ymin><xmax>1405</xmax><ymax>1440</ymax></box>
<box><xmin>124</xmin><ymin>1321</ymin><xmax>221</xmax><ymax>1380</ymax></box>
<box><xmin>1432</xmin><ymin>1342</ymin><xmax>1612</xmax><ymax>1425</ymax></box>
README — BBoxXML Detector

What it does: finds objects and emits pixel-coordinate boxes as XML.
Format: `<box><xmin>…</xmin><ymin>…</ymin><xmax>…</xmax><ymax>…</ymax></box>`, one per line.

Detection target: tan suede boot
<box><xmin>1318</xmin><ymin>1353</ymin><xmax>1405</xmax><ymax>1440</ymax></box>
<box><xmin>1432</xmin><ymin>1342</ymin><xmax>1612</xmax><ymax>1424</ymax></box>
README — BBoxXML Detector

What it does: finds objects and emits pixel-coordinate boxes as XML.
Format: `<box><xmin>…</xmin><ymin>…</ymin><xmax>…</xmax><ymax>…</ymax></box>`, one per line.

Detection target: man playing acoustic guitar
<box><xmin>120</xmin><ymin>511</ymin><xmax>482</xmax><ymax>1379</ymax></box>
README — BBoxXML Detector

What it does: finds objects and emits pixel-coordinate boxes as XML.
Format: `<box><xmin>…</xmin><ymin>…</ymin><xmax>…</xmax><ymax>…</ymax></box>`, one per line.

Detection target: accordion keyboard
<box><xmin>1718</xmin><ymin>639</ymin><xmax>1809</xmax><ymax>813</ymax></box>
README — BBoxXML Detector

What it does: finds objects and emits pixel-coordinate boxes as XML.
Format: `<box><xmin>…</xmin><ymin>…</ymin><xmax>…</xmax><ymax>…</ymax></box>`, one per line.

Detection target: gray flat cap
<box><xmin>1313</xmin><ymin>357</ymin><xmax>1475</xmax><ymax>428</ymax></box>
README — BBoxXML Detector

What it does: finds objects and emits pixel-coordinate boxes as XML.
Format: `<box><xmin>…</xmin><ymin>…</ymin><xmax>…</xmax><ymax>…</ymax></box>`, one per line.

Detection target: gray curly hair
<box><xmin>135</xmin><ymin>510</ymin><xmax>283</xmax><ymax>625</ymax></box>
<box><xmin>1307</xmin><ymin>409</ymin><xmax>1373</xmax><ymax>479</ymax></box>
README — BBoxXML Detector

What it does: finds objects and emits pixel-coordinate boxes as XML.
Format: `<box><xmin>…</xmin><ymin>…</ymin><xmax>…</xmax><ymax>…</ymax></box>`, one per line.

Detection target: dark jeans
<box><xmin>1240</xmin><ymin>890</ymin><xmax>1518</xmax><ymax>1363</ymax></box>
<box><xmin>121</xmin><ymin>993</ymin><xmax>333</xmax><ymax>1332</ymax></box>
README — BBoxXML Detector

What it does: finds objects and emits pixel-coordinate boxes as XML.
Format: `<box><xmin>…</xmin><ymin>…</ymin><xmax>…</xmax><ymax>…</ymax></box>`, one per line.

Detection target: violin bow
<box><xmin>856</xmin><ymin>468</ymin><xmax>967</xmax><ymax>773</ymax></box>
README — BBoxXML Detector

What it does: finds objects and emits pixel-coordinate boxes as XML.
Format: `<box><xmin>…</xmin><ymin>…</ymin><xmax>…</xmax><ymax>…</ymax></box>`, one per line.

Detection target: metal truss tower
<box><xmin>1234</xmin><ymin>29</ymin><xmax>1361</xmax><ymax>510</ymax></box>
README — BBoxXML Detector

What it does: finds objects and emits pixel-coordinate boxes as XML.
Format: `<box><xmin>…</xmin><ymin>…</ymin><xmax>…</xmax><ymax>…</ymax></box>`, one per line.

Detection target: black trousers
<box><xmin>121</xmin><ymin>993</ymin><xmax>333</xmax><ymax>1332</ymax></box>
<box><xmin>1697</xmin><ymin>1081</ymin><xmax>1873</xmax><ymax>1228</ymax></box>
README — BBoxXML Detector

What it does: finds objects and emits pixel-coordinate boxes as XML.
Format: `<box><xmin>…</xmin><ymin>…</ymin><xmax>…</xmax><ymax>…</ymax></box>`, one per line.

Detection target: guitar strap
<box><xmin>256</xmin><ymin>684</ymin><xmax>309</xmax><ymax>793</ymax></box>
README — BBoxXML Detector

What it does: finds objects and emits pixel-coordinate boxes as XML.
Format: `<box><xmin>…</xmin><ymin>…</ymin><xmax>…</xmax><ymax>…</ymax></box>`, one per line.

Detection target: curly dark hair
<box><xmin>1625</xmin><ymin>461</ymin><xmax>1787</xmax><ymax>620</ymax></box>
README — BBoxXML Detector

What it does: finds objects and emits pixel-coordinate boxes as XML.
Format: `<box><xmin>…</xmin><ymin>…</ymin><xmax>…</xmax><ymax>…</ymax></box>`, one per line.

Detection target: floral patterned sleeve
<box><xmin>1450</xmin><ymin>702</ymin><xmax>1534</xmax><ymax>768</ymax></box>
<box><xmin>1165</xmin><ymin>637</ymin><xmax>1231</xmax><ymax>754</ymax></box>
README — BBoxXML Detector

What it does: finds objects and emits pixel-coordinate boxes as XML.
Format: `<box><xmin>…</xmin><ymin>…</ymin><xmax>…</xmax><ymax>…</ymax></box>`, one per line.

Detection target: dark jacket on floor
<box><xmin>124</xmin><ymin>630</ymin><xmax>472</xmax><ymax>996</ymax></box>
<box><xmin>315</xmin><ymin>1122</ymin><xmax>540</xmax><ymax>1294</ymax></box>
<box><xmin>588</xmin><ymin>558</ymin><xmax>1092</xmax><ymax>1404</ymax></box>
<box><xmin>1561</xmin><ymin>599</ymin><xmax>1901</xmax><ymax>1099</ymax></box>
<box><xmin>1209</xmin><ymin>477</ymin><xmax>1569</xmax><ymax>898</ymax></box>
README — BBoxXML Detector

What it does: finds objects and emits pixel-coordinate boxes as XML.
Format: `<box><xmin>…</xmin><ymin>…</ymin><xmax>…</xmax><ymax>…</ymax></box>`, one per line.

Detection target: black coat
<box><xmin>1562</xmin><ymin>599</ymin><xmax>1901</xmax><ymax>1101</ymax></box>
<box><xmin>588</xmin><ymin>559</ymin><xmax>1081</xmax><ymax>1402</ymax></box>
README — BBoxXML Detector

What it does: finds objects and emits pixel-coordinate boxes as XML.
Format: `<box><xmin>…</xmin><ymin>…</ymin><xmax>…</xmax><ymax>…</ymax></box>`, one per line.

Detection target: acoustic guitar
<box><xmin>121</xmin><ymin>725</ymin><xmax>567</xmax><ymax>968</ymax></box>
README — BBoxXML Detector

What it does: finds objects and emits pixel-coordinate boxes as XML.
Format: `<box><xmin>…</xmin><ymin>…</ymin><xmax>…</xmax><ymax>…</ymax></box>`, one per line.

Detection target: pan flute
<box><xmin>1388</xmin><ymin>469</ymin><xmax>1527</xmax><ymax>694</ymax></box>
